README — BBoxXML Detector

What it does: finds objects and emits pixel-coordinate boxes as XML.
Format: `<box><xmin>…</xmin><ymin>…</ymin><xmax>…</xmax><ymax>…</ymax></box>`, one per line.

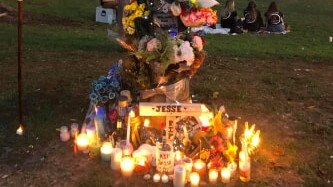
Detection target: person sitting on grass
<box><xmin>220</xmin><ymin>0</ymin><xmax>238</xmax><ymax>33</ymax></box>
<box><xmin>243</xmin><ymin>1</ymin><xmax>264</xmax><ymax>32</ymax></box>
<box><xmin>264</xmin><ymin>1</ymin><xmax>285</xmax><ymax>33</ymax></box>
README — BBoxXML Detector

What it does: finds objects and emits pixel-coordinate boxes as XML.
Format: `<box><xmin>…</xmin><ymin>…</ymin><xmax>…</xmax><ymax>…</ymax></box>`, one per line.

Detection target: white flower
<box><xmin>174</xmin><ymin>41</ymin><xmax>195</xmax><ymax>66</ymax></box>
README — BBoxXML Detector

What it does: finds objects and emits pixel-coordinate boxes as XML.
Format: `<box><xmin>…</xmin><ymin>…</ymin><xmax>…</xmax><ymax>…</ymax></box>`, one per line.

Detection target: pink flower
<box><xmin>192</xmin><ymin>36</ymin><xmax>203</xmax><ymax>51</ymax></box>
<box><xmin>146</xmin><ymin>38</ymin><xmax>161</xmax><ymax>52</ymax></box>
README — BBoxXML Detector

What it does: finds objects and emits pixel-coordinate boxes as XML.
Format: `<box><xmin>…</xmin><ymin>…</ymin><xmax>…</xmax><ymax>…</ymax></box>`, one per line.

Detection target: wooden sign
<box><xmin>139</xmin><ymin>102</ymin><xmax>202</xmax><ymax>117</ymax></box>
<box><xmin>139</xmin><ymin>102</ymin><xmax>204</xmax><ymax>143</ymax></box>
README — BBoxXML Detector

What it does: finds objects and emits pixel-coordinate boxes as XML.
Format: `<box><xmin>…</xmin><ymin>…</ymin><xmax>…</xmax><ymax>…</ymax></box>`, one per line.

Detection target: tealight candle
<box><xmin>190</xmin><ymin>172</ymin><xmax>200</xmax><ymax>187</ymax></box>
<box><xmin>100</xmin><ymin>142</ymin><xmax>113</xmax><ymax>161</ymax></box>
<box><xmin>111</xmin><ymin>148</ymin><xmax>122</xmax><ymax>170</ymax></box>
<box><xmin>209</xmin><ymin>169</ymin><xmax>219</xmax><ymax>184</ymax></box>
<box><xmin>161</xmin><ymin>174</ymin><xmax>169</xmax><ymax>183</ymax></box>
<box><xmin>76</xmin><ymin>133</ymin><xmax>89</xmax><ymax>153</ymax></box>
<box><xmin>193</xmin><ymin>159</ymin><xmax>206</xmax><ymax>177</ymax></box>
<box><xmin>120</xmin><ymin>157</ymin><xmax>135</xmax><ymax>177</ymax></box>
<box><xmin>174</xmin><ymin>165</ymin><xmax>186</xmax><ymax>187</ymax></box>
<box><xmin>221</xmin><ymin>167</ymin><xmax>231</xmax><ymax>183</ymax></box>
<box><xmin>153</xmin><ymin>173</ymin><xmax>161</xmax><ymax>183</ymax></box>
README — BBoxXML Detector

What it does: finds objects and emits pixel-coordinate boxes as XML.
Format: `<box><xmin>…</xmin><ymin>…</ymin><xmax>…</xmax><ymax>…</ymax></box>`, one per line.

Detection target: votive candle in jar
<box><xmin>239</xmin><ymin>158</ymin><xmax>251</xmax><ymax>182</ymax></box>
<box><xmin>193</xmin><ymin>159</ymin><xmax>206</xmax><ymax>177</ymax></box>
<box><xmin>208</xmin><ymin>169</ymin><xmax>219</xmax><ymax>184</ymax></box>
<box><xmin>221</xmin><ymin>167</ymin><xmax>231</xmax><ymax>183</ymax></box>
<box><xmin>120</xmin><ymin>156</ymin><xmax>135</xmax><ymax>177</ymax></box>
<box><xmin>76</xmin><ymin>133</ymin><xmax>89</xmax><ymax>153</ymax></box>
<box><xmin>100</xmin><ymin>142</ymin><xmax>113</xmax><ymax>161</ymax></box>
<box><xmin>190</xmin><ymin>172</ymin><xmax>200</xmax><ymax>187</ymax></box>
<box><xmin>111</xmin><ymin>148</ymin><xmax>122</xmax><ymax>170</ymax></box>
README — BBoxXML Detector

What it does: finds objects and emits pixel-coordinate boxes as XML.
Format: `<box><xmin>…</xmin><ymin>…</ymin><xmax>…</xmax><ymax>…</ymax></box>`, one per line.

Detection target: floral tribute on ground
<box><xmin>64</xmin><ymin>0</ymin><xmax>262</xmax><ymax>186</ymax></box>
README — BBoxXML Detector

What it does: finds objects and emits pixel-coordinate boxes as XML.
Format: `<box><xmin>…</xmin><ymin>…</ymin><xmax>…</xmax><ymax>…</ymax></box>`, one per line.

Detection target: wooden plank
<box><xmin>139</xmin><ymin>102</ymin><xmax>202</xmax><ymax>117</ymax></box>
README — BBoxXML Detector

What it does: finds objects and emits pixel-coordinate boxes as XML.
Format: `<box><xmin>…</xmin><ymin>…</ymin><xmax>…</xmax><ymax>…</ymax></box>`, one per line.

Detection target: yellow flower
<box><xmin>144</xmin><ymin>11</ymin><xmax>150</xmax><ymax>16</ymax></box>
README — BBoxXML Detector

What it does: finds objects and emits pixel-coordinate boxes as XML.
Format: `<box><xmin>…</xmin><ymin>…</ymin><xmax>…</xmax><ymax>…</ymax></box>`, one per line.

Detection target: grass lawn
<box><xmin>0</xmin><ymin>0</ymin><xmax>332</xmax><ymax>186</ymax></box>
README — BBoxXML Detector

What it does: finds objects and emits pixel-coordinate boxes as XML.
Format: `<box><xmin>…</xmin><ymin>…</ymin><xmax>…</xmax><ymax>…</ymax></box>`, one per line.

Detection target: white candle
<box><xmin>190</xmin><ymin>172</ymin><xmax>200</xmax><ymax>187</ymax></box>
<box><xmin>174</xmin><ymin>165</ymin><xmax>186</xmax><ymax>187</ymax></box>
<box><xmin>86</xmin><ymin>127</ymin><xmax>96</xmax><ymax>145</ymax></box>
<box><xmin>161</xmin><ymin>174</ymin><xmax>169</xmax><ymax>183</ymax></box>
<box><xmin>60</xmin><ymin>126</ymin><xmax>70</xmax><ymax>142</ymax></box>
<box><xmin>153</xmin><ymin>173</ymin><xmax>161</xmax><ymax>183</ymax></box>
<box><xmin>126</xmin><ymin>110</ymin><xmax>135</xmax><ymax>145</ymax></box>
<box><xmin>76</xmin><ymin>133</ymin><xmax>89</xmax><ymax>153</ymax></box>
<box><xmin>208</xmin><ymin>169</ymin><xmax>218</xmax><ymax>184</ymax></box>
<box><xmin>70</xmin><ymin>123</ymin><xmax>79</xmax><ymax>138</ymax></box>
<box><xmin>226</xmin><ymin>126</ymin><xmax>233</xmax><ymax>140</ymax></box>
<box><xmin>193</xmin><ymin>159</ymin><xmax>206</xmax><ymax>177</ymax></box>
<box><xmin>221</xmin><ymin>167</ymin><xmax>231</xmax><ymax>183</ymax></box>
<box><xmin>111</xmin><ymin>148</ymin><xmax>122</xmax><ymax>170</ymax></box>
<box><xmin>100</xmin><ymin>142</ymin><xmax>113</xmax><ymax>161</ymax></box>
<box><xmin>120</xmin><ymin>156</ymin><xmax>135</xmax><ymax>177</ymax></box>
<box><xmin>239</xmin><ymin>158</ymin><xmax>251</xmax><ymax>182</ymax></box>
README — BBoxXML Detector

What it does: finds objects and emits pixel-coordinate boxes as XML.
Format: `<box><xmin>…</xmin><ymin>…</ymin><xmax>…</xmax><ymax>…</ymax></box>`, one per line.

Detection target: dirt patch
<box><xmin>0</xmin><ymin>2</ymin><xmax>82</xmax><ymax>26</ymax></box>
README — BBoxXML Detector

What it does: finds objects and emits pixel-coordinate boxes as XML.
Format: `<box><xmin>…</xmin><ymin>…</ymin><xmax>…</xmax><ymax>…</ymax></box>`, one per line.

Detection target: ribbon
<box><xmin>140</xmin><ymin>78</ymin><xmax>190</xmax><ymax>103</ymax></box>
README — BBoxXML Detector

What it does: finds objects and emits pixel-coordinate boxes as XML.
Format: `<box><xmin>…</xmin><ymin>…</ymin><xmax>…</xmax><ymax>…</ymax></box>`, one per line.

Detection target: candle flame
<box><xmin>143</xmin><ymin>119</ymin><xmax>150</xmax><ymax>127</ymax></box>
<box><xmin>251</xmin><ymin>130</ymin><xmax>260</xmax><ymax>148</ymax></box>
<box><xmin>16</xmin><ymin>125</ymin><xmax>24</xmax><ymax>135</ymax></box>
<box><xmin>129</xmin><ymin>110</ymin><xmax>135</xmax><ymax>118</ymax></box>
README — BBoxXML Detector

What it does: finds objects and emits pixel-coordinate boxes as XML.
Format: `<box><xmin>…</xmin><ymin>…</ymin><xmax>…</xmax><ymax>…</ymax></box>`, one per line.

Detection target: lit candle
<box><xmin>190</xmin><ymin>172</ymin><xmax>200</xmax><ymax>187</ymax></box>
<box><xmin>208</xmin><ymin>169</ymin><xmax>219</xmax><ymax>184</ymax></box>
<box><xmin>193</xmin><ymin>159</ymin><xmax>206</xmax><ymax>177</ymax></box>
<box><xmin>239</xmin><ymin>157</ymin><xmax>251</xmax><ymax>182</ymax></box>
<box><xmin>100</xmin><ymin>142</ymin><xmax>113</xmax><ymax>161</ymax></box>
<box><xmin>221</xmin><ymin>167</ymin><xmax>231</xmax><ymax>183</ymax></box>
<box><xmin>86</xmin><ymin>126</ymin><xmax>96</xmax><ymax>146</ymax></box>
<box><xmin>174</xmin><ymin>151</ymin><xmax>183</xmax><ymax>165</ymax></box>
<box><xmin>76</xmin><ymin>133</ymin><xmax>89</xmax><ymax>153</ymax></box>
<box><xmin>126</xmin><ymin>110</ymin><xmax>135</xmax><ymax>145</ymax></box>
<box><xmin>120</xmin><ymin>156</ymin><xmax>135</xmax><ymax>177</ymax></box>
<box><xmin>153</xmin><ymin>173</ymin><xmax>161</xmax><ymax>183</ymax></box>
<box><xmin>161</xmin><ymin>174</ymin><xmax>169</xmax><ymax>183</ymax></box>
<box><xmin>143</xmin><ymin>118</ymin><xmax>150</xmax><ymax>127</ymax></box>
<box><xmin>111</xmin><ymin>148</ymin><xmax>122</xmax><ymax>170</ymax></box>
<box><xmin>174</xmin><ymin>165</ymin><xmax>186</xmax><ymax>187</ymax></box>
<box><xmin>182</xmin><ymin>157</ymin><xmax>193</xmax><ymax>181</ymax></box>
<box><xmin>16</xmin><ymin>125</ymin><xmax>24</xmax><ymax>135</ymax></box>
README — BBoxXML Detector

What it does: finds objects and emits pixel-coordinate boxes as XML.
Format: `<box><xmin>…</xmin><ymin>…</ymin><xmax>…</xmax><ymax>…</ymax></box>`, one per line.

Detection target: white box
<box><xmin>96</xmin><ymin>6</ymin><xmax>116</xmax><ymax>24</ymax></box>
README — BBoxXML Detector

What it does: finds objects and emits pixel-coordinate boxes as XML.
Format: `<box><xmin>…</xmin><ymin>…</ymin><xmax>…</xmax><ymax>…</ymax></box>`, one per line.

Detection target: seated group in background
<box><xmin>264</xmin><ymin>1</ymin><xmax>285</xmax><ymax>33</ymax></box>
<box><xmin>220</xmin><ymin>0</ymin><xmax>287</xmax><ymax>34</ymax></box>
